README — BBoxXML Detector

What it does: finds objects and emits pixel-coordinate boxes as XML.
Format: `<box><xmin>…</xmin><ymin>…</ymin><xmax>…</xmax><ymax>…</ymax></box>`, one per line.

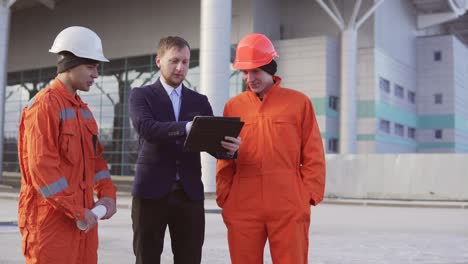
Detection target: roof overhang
<box><xmin>413</xmin><ymin>0</ymin><xmax>468</xmax><ymax>44</ymax></box>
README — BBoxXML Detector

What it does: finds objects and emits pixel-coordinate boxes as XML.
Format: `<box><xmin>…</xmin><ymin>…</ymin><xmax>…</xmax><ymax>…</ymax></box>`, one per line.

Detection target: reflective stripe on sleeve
<box><xmin>81</xmin><ymin>109</ymin><xmax>94</xmax><ymax>119</ymax></box>
<box><xmin>94</xmin><ymin>170</ymin><xmax>111</xmax><ymax>183</ymax></box>
<box><xmin>38</xmin><ymin>177</ymin><xmax>69</xmax><ymax>198</ymax></box>
<box><xmin>59</xmin><ymin>107</ymin><xmax>76</xmax><ymax>121</ymax></box>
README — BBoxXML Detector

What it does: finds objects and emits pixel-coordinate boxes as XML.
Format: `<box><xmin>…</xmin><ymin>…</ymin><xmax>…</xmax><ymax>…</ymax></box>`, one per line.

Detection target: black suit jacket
<box><xmin>129</xmin><ymin>78</ymin><xmax>226</xmax><ymax>201</ymax></box>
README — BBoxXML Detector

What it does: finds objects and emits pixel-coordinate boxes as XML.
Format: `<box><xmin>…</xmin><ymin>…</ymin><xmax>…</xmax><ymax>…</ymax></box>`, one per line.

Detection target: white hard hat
<box><xmin>49</xmin><ymin>26</ymin><xmax>109</xmax><ymax>62</ymax></box>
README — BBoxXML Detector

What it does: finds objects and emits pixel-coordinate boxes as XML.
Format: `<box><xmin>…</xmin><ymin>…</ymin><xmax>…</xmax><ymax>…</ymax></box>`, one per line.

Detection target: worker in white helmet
<box><xmin>17</xmin><ymin>26</ymin><xmax>117</xmax><ymax>264</ymax></box>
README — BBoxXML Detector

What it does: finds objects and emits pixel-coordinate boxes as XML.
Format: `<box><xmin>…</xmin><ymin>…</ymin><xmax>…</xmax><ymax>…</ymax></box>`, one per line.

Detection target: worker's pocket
<box><xmin>218</xmin><ymin>187</ymin><xmax>232</xmax><ymax>209</ymax></box>
<box><xmin>272</xmin><ymin>116</ymin><xmax>300</xmax><ymax>166</ymax></box>
<box><xmin>36</xmin><ymin>199</ymin><xmax>56</xmax><ymax>228</ymax></box>
<box><xmin>85</xmin><ymin>120</ymin><xmax>99</xmax><ymax>158</ymax></box>
<box><xmin>18</xmin><ymin>188</ymin><xmax>35</xmax><ymax>227</ymax></box>
<box><xmin>59</xmin><ymin>123</ymin><xmax>79</xmax><ymax>165</ymax></box>
<box><xmin>272</xmin><ymin>117</ymin><xmax>299</xmax><ymax>145</ymax></box>
<box><xmin>297</xmin><ymin>180</ymin><xmax>311</xmax><ymax>213</ymax></box>
<box><xmin>237</xmin><ymin>118</ymin><xmax>258</xmax><ymax>165</ymax></box>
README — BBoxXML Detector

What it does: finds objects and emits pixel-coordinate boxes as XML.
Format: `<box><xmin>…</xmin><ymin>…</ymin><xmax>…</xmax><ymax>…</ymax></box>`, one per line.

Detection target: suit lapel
<box><xmin>180</xmin><ymin>86</ymin><xmax>205</xmax><ymax>121</ymax></box>
<box><xmin>151</xmin><ymin>78</ymin><xmax>176</xmax><ymax>121</ymax></box>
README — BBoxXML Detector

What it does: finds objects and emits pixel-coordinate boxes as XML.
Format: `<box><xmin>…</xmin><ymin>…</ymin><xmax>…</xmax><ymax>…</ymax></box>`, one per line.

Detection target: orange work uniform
<box><xmin>216</xmin><ymin>76</ymin><xmax>325</xmax><ymax>264</ymax></box>
<box><xmin>18</xmin><ymin>79</ymin><xmax>117</xmax><ymax>264</ymax></box>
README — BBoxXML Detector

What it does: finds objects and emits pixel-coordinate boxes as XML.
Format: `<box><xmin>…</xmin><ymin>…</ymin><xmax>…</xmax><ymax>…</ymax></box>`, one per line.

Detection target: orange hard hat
<box><xmin>233</xmin><ymin>33</ymin><xmax>278</xmax><ymax>70</ymax></box>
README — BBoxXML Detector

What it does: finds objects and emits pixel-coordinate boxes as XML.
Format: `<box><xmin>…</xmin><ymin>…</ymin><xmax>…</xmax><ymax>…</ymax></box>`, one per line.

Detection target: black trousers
<box><xmin>132</xmin><ymin>190</ymin><xmax>205</xmax><ymax>264</ymax></box>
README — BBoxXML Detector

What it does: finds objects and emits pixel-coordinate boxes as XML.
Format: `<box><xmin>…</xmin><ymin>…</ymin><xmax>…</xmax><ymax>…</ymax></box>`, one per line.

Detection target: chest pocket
<box><xmin>59</xmin><ymin>122</ymin><xmax>80</xmax><ymax>165</ymax></box>
<box><xmin>272</xmin><ymin>116</ymin><xmax>300</xmax><ymax>151</ymax></box>
<box><xmin>84</xmin><ymin>120</ymin><xmax>99</xmax><ymax>158</ymax></box>
<box><xmin>237</xmin><ymin>116</ymin><xmax>258</xmax><ymax>165</ymax></box>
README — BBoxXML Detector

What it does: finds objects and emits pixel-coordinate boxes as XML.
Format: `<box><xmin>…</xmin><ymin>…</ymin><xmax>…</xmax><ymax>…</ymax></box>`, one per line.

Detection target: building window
<box><xmin>379</xmin><ymin>119</ymin><xmax>391</xmax><ymax>133</ymax></box>
<box><xmin>435</xmin><ymin>129</ymin><xmax>443</xmax><ymax>139</ymax></box>
<box><xmin>4</xmin><ymin>52</ymin><xmax>210</xmax><ymax>175</ymax></box>
<box><xmin>434</xmin><ymin>51</ymin><xmax>442</xmax><ymax>61</ymax></box>
<box><xmin>434</xmin><ymin>93</ymin><xmax>443</xmax><ymax>104</ymax></box>
<box><xmin>328</xmin><ymin>138</ymin><xmax>339</xmax><ymax>153</ymax></box>
<box><xmin>408</xmin><ymin>91</ymin><xmax>416</xmax><ymax>104</ymax></box>
<box><xmin>329</xmin><ymin>96</ymin><xmax>339</xmax><ymax>111</ymax></box>
<box><xmin>394</xmin><ymin>123</ymin><xmax>404</xmax><ymax>137</ymax></box>
<box><xmin>394</xmin><ymin>84</ymin><xmax>404</xmax><ymax>99</ymax></box>
<box><xmin>379</xmin><ymin>78</ymin><xmax>390</xmax><ymax>94</ymax></box>
<box><xmin>408</xmin><ymin>127</ymin><xmax>416</xmax><ymax>139</ymax></box>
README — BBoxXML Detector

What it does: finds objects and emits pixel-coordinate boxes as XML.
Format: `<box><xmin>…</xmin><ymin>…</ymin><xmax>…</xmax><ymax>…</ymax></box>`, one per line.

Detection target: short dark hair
<box><xmin>56</xmin><ymin>51</ymin><xmax>99</xmax><ymax>73</ymax></box>
<box><xmin>157</xmin><ymin>36</ymin><xmax>190</xmax><ymax>57</ymax></box>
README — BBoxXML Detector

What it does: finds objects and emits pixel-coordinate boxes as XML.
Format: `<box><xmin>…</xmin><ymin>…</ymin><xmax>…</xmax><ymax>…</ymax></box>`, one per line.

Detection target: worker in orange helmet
<box><xmin>17</xmin><ymin>26</ymin><xmax>117</xmax><ymax>264</ymax></box>
<box><xmin>216</xmin><ymin>33</ymin><xmax>326</xmax><ymax>264</ymax></box>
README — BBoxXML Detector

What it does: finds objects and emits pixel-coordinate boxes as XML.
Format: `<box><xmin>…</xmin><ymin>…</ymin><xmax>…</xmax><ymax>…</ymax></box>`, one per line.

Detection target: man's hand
<box><xmin>221</xmin><ymin>136</ymin><xmax>241</xmax><ymax>156</ymax></box>
<box><xmin>94</xmin><ymin>197</ymin><xmax>117</xmax><ymax>220</ymax></box>
<box><xmin>83</xmin><ymin>208</ymin><xmax>98</xmax><ymax>232</ymax></box>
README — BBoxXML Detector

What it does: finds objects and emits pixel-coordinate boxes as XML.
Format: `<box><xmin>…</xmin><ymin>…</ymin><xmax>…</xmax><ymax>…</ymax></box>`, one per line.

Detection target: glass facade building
<box><xmin>5</xmin><ymin>50</ymin><xmax>244</xmax><ymax>176</ymax></box>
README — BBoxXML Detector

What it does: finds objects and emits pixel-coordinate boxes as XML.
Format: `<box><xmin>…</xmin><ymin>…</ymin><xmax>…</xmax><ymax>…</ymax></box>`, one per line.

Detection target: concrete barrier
<box><xmin>3</xmin><ymin>153</ymin><xmax>468</xmax><ymax>201</ymax></box>
<box><xmin>326</xmin><ymin>154</ymin><xmax>468</xmax><ymax>201</ymax></box>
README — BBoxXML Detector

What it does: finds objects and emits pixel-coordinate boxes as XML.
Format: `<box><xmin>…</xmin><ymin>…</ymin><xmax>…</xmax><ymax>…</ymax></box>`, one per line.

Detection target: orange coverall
<box><xmin>18</xmin><ymin>79</ymin><xmax>116</xmax><ymax>264</ymax></box>
<box><xmin>216</xmin><ymin>76</ymin><xmax>325</xmax><ymax>264</ymax></box>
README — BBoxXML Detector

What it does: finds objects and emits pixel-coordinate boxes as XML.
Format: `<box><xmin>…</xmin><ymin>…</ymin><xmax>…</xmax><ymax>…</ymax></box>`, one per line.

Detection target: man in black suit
<box><xmin>128</xmin><ymin>36</ymin><xmax>241</xmax><ymax>264</ymax></box>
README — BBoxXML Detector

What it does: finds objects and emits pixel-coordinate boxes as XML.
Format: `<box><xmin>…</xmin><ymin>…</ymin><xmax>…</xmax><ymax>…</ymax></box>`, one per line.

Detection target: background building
<box><xmin>1</xmin><ymin>0</ymin><xmax>468</xmax><ymax>196</ymax></box>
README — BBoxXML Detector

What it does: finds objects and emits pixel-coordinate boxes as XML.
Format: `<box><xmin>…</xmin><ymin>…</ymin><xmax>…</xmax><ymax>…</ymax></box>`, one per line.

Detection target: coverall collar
<box><xmin>50</xmin><ymin>78</ymin><xmax>86</xmax><ymax>107</ymax></box>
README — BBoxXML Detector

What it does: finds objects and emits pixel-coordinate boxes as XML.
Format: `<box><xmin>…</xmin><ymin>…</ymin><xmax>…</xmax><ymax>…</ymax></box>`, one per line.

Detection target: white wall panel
<box><xmin>275</xmin><ymin>36</ymin><xmax>337</xmax><ymax>99</ymax></box>
<box><xmin>416</xmin><ymin>35</ymin><xmax>456</xmax><ymax>116</ymax></box>
<box><xmin>374</xmin><ymin>0</ymin><xmax>416</xmax><ymax>67</ymax></box>
<box><xmin>357</xmin><ymin>141</ymin><xmax>375</xmax><ymax>153</ymax></box>
<box><xmin>418</xmin><ymin>129</ymin><xmax>455</xmax><ymax>142</ymax></box>
<box><xmin>326</xmin><ymin>154</ymin><xmax>468</xmax><ymax>200</ymax></box>
<box><xmin>358</xmin><ymin>118</ymin><xmax>376</xmax><ymax>134</ymax></box>
<box><xmin>358</xmin><ymin>48</ymin><xmax>376</xmax><ymax>101</ymax></box>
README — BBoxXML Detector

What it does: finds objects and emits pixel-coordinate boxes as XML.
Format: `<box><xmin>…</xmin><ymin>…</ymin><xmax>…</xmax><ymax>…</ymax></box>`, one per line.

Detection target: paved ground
<box><xmin>1</xmin><ymin>193</ymin><xmax>468</xmax><ymax>264</ymax></box>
